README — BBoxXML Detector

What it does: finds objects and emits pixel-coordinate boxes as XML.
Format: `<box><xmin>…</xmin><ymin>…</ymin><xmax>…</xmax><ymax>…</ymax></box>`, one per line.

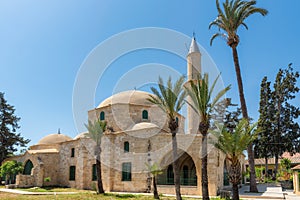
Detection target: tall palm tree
<box><xmin>147</xmin><ymin>76</ymin><xmax>186</xmax><ymax>200</ymax></box>
<box><xmin>209</xmin><ymin>0</ymin><xmax>268</xmax><ymax>192</ymax></box>
<box><xmin>85</xmin><ymin>120</ymin><xmax>106</xmax><ymax>194</ymax></box>
<box><xmin>212</xmin><ymin>119</ymin><xmax>258</xmax><ymax>200</ymax></box>
<box><xmin>145</xmin><ymin>162</ymin><xmax>163</xmax><ymax>200</ymax></box>
<box><xmin>184</xmin><ymin>74</ymin><xmax>231</xmax><ymax>200</ymax></box>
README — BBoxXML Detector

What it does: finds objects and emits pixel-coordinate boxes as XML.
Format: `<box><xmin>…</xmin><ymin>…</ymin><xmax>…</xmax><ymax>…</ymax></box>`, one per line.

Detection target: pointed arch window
<box><xmin>142</xmin><ymin>110</ymin><xmax>148</xmax><ymax>120</ymax></box>
<box><xmin>100</xmin><ymin>111</ymin><xmax>105</xmax><ymax>120</ymax></box>
<box><xmin>23</xmin><ymin>160</ymin><xmax>33</xmax><ymax>175</ymax></box>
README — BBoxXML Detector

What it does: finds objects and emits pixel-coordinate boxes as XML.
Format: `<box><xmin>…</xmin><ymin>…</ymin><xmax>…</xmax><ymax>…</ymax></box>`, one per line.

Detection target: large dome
<box><xmin>37</xmin><ymin>133</ymin><xmax>72</xmax><ymax>145</ymax></box>
<box><xmin>97</xmin><ymin>90</ymin><xmax>153</xmax><ymax>108</ymax></box>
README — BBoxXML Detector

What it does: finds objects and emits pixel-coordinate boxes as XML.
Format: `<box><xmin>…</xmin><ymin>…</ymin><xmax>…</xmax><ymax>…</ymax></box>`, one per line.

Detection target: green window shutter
<box><xmin>69</xmin><ymin>166</ymin><xmax>76</xmax><ymax>181</ymax></box>
<box><xmin>124</xmin><ymin>141</ymin><xmax>129</xmax><ymax>153</ymax></box>
<box><xmin>122</xmin><ymin>162</ymin><xmax>131</xmax><ymax>181</ymax></box>
<box><xmin>23</xmin><ymin>160</ymin><xmax>33</xmax><ymax>175</ymax></box>
<box><xmin>142</xmin><ymin>110</ymin><xmax>148</xmax><ymax>120</ymax></box>
<box><xmin>100</xmin><ymin>111</ymin><xmax>105</xmax><ymax>120</ymax></box>
<box><xmin>92</xmin><ymin>164</ymin><xmax>97</xmax><ymax>181</ymax></box>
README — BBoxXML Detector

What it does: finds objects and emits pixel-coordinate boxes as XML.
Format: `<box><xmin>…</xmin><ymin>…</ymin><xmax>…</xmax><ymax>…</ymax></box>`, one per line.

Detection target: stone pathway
<box><xmin>239</xmin><ymin>183</ymin><xmax>300</xmax><ymax>200</ymax></box>
<box><xmin>0</xmin><ymin>188</ymin><xmax>79</xmax><ymax>195</ymax></box>
<box><xmin>1</xmin><ymin>184</ymin><xmax>300</xmax><ymax>199</ymax></box>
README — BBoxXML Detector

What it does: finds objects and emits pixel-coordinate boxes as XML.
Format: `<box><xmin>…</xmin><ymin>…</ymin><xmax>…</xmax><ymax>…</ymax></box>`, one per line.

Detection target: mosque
<box><xmin>4</xmin><ymin>37</ymin><xmax>236</xmax><ymax>196</ymax></box>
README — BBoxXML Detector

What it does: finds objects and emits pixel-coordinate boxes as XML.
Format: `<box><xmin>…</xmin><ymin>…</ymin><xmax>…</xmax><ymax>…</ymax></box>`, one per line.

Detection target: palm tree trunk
<box><xmin>231</xmin><ymin>46</ymin><xmax>258</xmax><ymax>192</ymax></box>
<box><xmin>202</xmin><ymin>134</ymin><xmax>210</xmax><ymax>200</ymax></box>
<box><xmin>171</xmin><ymin>133</ymin><xmax>182</xmax><ymax>200</ymax></box>
<box><xmin>153</xmin><ymin>176</ymin><xmax>160</xmax><ymax>199</ymax></box>
<box><xmin>264</xmin><ymin>157</ymin><xmax>268</xmax><ymax>181</ymax></box>
<box><xmin>232</xmin><ymin>183</ymin><xmax>239</xmax><ymax>200</ymax></box>
<box><xmin>96</xmin><ymin>147</ymin><xmax>104</xmax><ymax>194</ymax></box>
<box><xmin>229</xmin><ymin>160</ymin><xmax>241</xmax><ymax>200</ymax></box>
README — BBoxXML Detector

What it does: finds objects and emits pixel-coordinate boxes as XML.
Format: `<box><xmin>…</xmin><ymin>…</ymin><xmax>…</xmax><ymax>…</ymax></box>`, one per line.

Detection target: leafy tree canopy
<box><xmin>0</xmin><ymin>92</ymin><xmax>30</xmax><ymax>164</ymax></box>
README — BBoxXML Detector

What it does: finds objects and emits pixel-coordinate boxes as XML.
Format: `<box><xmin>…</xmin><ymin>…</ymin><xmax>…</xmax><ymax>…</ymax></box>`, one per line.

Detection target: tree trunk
<box><xmin>232</xmin><ymin>183</ymin><xmax>240</xmax><ymax>200</ymax></box>
<box><xmin>273</xmin><ymin>154</ymin><xmax>279</xmax><ymax>180</ymax></box>
<box><xmin>264</xmin><ymin>157</ymin><xmax>268</xmax><ymax>181</ymax></box>
<box><xmin>153</xmin><ymin>176</ymin><xmax>160</xmax><ymax>199</ymax></box>
<box><xmin>231</xmin><ymin>46</ymin><xmax>258</xmax><ymax>192</ymax></box>
<box><xmin>201</xmin><ymin>134</ymin><xmax>210</xmax><ymax>200</ymax></box>
<box><xmin>229</xmin><ymin>160</ymin><xmax>241</xmax><ymax>200</ymax></box>
<box><xmin>96</xmin><ymin>146</ymin><xmax>104</xmax><ymax>194</ymax></box>
<box><xmin>171</xmin><ymin>133</ymin><xmax>182</xmax><ymax>200</ymax></box>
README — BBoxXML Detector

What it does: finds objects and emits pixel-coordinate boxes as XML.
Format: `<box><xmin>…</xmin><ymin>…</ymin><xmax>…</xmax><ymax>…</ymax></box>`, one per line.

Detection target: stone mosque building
<box><xmin>4</xmin><ymin>37</ymin><xmax>236</xmax><ymax>196</ymax></box>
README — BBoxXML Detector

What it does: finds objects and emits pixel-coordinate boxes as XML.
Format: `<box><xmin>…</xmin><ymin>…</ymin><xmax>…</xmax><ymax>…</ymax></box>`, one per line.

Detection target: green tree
<box><xmin>271</xmin><ymin>65</ymin><xmax>300</xmax><ymax>178</ymax></box>
<box><xmin>212</xmin><ymin>119</ymin><xmax>257</xmax><ymax>200</ymax></box>
<box><xmin>145</xmin><ymin>163</ymin><xmax>163</xmax><ymax>200</ymax></box>
<box><xmin>85</xmin><ymin>120</ymin><xmax>106</xmax><ymax>194</ymax></box>
<box><xmin>0</xmin><ymin>160</ymin><xmax>23</xmax><ymax>184</ymax></box>
<box><xmin>280</xmin><ymin>158</ymin><xmax>292</xmax><ymax>180</ymax></box>
<box><xmin>254</xmin><ymin>77</ymin><xmax>273</xmax><ymax>180</ymax></box>
<box><xmin>184</xmin><ymin>74</ymin><xmax>230</xmax><ymax>200</ymax></box>
<box><xmin>0</xmin><ymin>92</ymin><xmax>30</xmax><ymax>164</ymax></box>
<box><xmin>148</xmin><ymin>76</ymin><xmax>186</xmax><ymax>200</ymax></box>
<box><xmin>209</xmin><ymin>0</ymin><xmax>268</xmax><ymax>192</ymax></box>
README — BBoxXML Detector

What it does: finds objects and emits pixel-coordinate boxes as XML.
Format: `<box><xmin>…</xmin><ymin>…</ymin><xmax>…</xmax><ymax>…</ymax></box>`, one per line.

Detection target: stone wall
<box><xmin>16</xmin><ymin>174</ymin><xmax>35</xmax><ymax>188</ymax></box>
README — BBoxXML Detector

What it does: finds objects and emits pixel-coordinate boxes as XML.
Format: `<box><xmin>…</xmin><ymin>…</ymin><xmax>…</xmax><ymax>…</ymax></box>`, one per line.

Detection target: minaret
<box><xmin>187</xmin><ymin>35</ymin><xmax>201</xmax><ymax>134</ymax></box>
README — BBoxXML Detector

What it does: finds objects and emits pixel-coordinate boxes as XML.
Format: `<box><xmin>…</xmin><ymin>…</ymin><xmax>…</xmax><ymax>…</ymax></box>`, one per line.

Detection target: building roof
<box><xmin>37</xmin><ymin>133</ymin><xmax>72</xmax><ymax>145</ymax></box>
<box><xmin>188</xmin><ymin>37</ymin><xmax>200</xmax><ymax>54</ymax></box>
<box><xmin>28</xmin><ymin>149</ymin><xmax>59</xmax><ymax>154</ymax></box>
<box><xmin>246</xmin><ymin>152</ymin><xmax>300</xmax><ymax>165</ymax></box>
<box><xmin>292</xmin><ymin>164</ymin><xmax>300</xmax><ymax>170</ymax></box>
<box><xmin>131</xmin><ymin>122</ymin><xmax>159</xmax><ymax>131</ymax></box>
<box><xmin>97</xmin><ymin>90</ymin><xmax>153</xmax><ymax>108</ymax></box>
<box><xmin>74</xmin><ymin>132</ymin><xmax>89</xmax><ymax>140</ymax></box>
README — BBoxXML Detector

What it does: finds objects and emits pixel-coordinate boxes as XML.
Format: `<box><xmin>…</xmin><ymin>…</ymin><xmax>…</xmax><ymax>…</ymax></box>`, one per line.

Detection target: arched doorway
<box><xmin>23</xmin><ymin>160</ymin><xmax>33</xmax><ymax>175</ymax></box>
<box><xmin>157</xmin><ymin>150</ymin><xmax>197</xmax><ymax>186</ymax></box>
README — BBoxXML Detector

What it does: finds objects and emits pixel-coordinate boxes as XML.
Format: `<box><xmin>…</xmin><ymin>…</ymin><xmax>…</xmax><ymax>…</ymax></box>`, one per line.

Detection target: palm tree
<box><xmin>147</xmin><ymin>76</ymin><xmax>186</xmax><ymax>200</ymax></box>
<box><xmin>184</xmin><ymin>74</ymin><xmax>230</xmax><ymax>200</ymax></box>
<box><xmin>212</xmin><ymin>119</ymin><xmax>258</xmax><ymax>200</ymax></box>
<box><xmin>209</xmin><ymin>0</ymin><xmax>268</xmax><ymax>192</ymax></box>
<box><xmin>85</xmin><ymin>120</ymin><xmax>106</xmax><ymax>194</ymax></box>
<box><xmin>145</xmin><ymin>163</ymin><xmax>163</xmax><ymax>199</ymax></box>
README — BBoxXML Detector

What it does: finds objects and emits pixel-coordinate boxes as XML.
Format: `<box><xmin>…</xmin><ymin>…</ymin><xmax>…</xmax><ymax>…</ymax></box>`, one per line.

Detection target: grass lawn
<box><xmin>0</xmin><ymin>192</ymin><xmax>226</xmax><ymax>200</ymax></box>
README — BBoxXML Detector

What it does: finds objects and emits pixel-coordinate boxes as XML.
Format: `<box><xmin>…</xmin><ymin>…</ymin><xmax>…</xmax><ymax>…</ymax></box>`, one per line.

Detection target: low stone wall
<box><xmin>157</xmin><ymin>185</ymin><xmax>199</xmax><ymax>195</ymax></box>
<box><xmin>16</xmin><ymin>174</ymin><xmax>35</xmax><ymax>188</ymax></box>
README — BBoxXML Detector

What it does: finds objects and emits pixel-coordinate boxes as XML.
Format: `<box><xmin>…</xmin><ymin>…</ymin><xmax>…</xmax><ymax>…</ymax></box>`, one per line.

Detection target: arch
<box><xmin>100</xmin><ymin>111</ymin><xmax>105</xmax><ymax>120</ymax></box>
<box><xmin>23</xmin><ymin>160</ymin><xmax>33</xmax><ymax>175</ymax></box>
<box><xmin>142</xmin><ymin>110</ymin><xmax>148</xmax><ymax>120</ymax></box>
<box><xmin>157</xmin><ymin>149</ymin><xmax>197</xmax><ymax>186</ymax></box>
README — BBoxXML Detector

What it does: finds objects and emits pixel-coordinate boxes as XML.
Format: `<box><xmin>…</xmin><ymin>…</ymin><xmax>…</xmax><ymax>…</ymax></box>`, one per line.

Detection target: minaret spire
<box><xmin>186</xmin><ymin>33</ymin><xmax>202</xmax><ymax>134</ymax></box>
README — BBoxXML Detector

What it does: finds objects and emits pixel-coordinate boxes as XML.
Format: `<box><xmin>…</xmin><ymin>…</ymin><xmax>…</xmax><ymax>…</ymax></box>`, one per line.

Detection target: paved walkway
<box><xmin>0</xmin><ymin>188</ymin><xmax>79</xmax><ymax>195</ymax></box>
<box><xmin>1</xmin><ymin>184</ymin><xmax>300</xmax><ymax>199</ymax></box>
<box><xmin>239</xmin><ymin>183</ymin><xmax>300</xmax><ymax>200</ymax></box>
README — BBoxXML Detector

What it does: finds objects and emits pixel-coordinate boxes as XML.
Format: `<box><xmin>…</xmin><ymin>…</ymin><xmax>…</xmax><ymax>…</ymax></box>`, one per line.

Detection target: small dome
<box><xmin>97</xmin><ymin>90</ymin><xmax>153</xmax><ymax>108</ymax></box>
<box><xmin>37</xmin><ymin>133</ymin><xmax>72</xmax><ymax>145</ymax></box>
<box><xmin>74</xmin><ymin>132</ymin><xmax>90</xmax><ymax>140</ymax></box>
<box><xmin>131</xmin><ymin>122</ymin><xmax>159</xmax><ymax>131</ymax></box>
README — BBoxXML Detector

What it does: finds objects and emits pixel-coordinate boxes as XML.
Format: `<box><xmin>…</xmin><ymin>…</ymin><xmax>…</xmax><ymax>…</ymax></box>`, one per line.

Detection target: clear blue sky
<box><xmin>0</xmin><ymin>0</ymin><xmax>299</xmax><ymax>147</ymax></box>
